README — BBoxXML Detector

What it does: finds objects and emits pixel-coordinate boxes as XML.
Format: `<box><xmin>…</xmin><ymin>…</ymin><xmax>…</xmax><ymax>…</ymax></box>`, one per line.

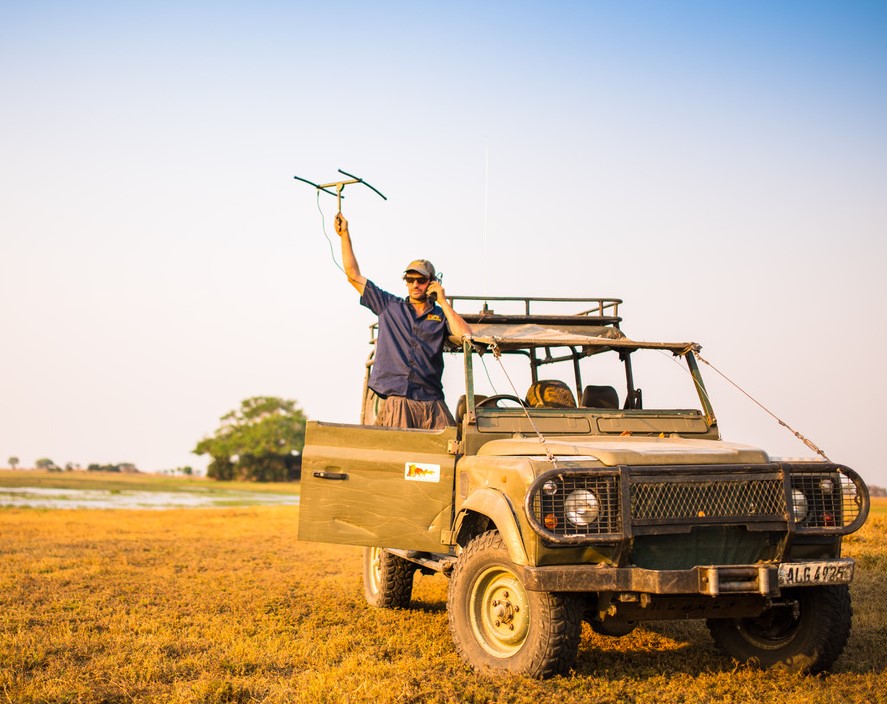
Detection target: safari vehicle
<box><xmin>298</xmin><ymin>296</ymin><xmax>870</xmax><ymax>677</ymax></box>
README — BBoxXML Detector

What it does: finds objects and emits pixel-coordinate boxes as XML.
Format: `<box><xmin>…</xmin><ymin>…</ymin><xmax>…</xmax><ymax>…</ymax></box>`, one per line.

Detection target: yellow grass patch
<box><xmin>868</xmin><ymin>495</ymin><xmax>887</xmax><ymax>516</ymax></box>
<box><xmin>2</xmin><ymin>506</ymin><xmax>886</xmax><ymax>703</ymax></box>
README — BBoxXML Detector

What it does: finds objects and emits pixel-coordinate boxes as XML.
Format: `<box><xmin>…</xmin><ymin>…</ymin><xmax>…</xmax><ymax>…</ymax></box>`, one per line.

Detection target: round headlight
<box><xmin>791</xmin><ymin>489</ymin><xmax>809</xmax><ymax>524</ymax></box>
<box><xmin>564</xmin><ymin>489</ymin><xmax>600</xmax><ymax>526</ymax></box>
<box><xmin>542</xmin><ymin>480</ymin><xmax>558</xmax><ymax>496</ymax></box>
<box><xmin>819</xmin><ymin>478</ymin><xmax>834</xmax><ymax>494</ymax></box>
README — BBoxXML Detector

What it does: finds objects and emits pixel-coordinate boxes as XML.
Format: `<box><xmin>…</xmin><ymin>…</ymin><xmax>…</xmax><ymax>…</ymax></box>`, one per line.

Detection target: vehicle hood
<box><xmin>475</xmin><ymin>436</ymin><xmax>770</xmax><ymax>466</ymax></box>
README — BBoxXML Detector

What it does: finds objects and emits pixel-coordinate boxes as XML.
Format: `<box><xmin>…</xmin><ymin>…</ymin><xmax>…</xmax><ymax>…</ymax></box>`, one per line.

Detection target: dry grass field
<box><xmin>1</xmin><ymin>483</ymin><xmax>885</xmax><ymax>703</ymax></box>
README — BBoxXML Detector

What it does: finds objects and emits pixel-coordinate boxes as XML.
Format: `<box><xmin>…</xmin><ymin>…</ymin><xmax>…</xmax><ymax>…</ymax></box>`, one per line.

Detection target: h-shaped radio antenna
<box><xmin>293</xmin><ymin>169</ymin><xmax>387</xmax><ymax>213</ymax></box>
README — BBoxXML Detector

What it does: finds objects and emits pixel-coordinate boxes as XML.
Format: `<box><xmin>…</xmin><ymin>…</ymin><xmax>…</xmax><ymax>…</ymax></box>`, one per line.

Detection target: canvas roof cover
<box><xmin>465</xmin><ymin>321</ymin><xmax>699</xmax><ymax>355</ymax></box>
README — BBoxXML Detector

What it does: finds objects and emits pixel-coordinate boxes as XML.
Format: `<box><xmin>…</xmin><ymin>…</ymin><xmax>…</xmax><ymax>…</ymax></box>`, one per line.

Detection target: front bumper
<box><xmin>519</xmin><ymin>558</ymin><xmax>855</xmax><ymax>596</ymax></box>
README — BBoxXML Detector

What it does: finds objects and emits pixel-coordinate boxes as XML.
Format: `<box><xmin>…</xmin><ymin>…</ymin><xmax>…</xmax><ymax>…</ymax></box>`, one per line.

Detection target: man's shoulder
<box><xmin>364</xmin><ymin>279</ymin><xmax>399</xmax><ymax>300</ymax></box>
<box><xmin>361</xmin><ymin>279</ymin><xmax>402</xmax><ymax>311</ymax></box>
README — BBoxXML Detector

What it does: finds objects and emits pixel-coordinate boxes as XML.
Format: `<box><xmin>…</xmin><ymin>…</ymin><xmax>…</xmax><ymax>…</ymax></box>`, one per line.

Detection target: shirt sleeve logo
<box><xmin>427</xmin><ymin>314</ymin><xmax>442</xmax><ymax>321</ymax></box>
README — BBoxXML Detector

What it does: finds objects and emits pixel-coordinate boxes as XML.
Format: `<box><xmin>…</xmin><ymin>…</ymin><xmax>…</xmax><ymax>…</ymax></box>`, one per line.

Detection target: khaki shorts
<box><xmin>374</xmin><ymin>396</ymin><xmax>455</xmax><ymax>430</ymax></box>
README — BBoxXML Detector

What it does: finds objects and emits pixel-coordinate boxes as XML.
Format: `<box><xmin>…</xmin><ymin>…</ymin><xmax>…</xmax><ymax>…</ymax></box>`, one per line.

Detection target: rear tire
<box><xmin>706</xmin><ymin>585</ymin><xmax>851</xmax><ymax>673</ymax></box>
<box><xmin>362</xmin><ymin>547</ymin><xmax>416</xmax><ymax>609</ymax></box>
<box><xmin>447</xmin><ymin>530</ymin><xmax>582</xmax><ymax>678</ymax></box>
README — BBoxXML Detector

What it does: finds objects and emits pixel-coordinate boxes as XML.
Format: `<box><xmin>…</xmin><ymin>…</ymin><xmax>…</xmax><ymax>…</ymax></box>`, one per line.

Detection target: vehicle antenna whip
<box><xmin>489</xmin><ymin>340</ymin><xmax>560</xmax><ymax>468</ymax></box>
<box><xmin>694</xmin><ymin>351</ymin><xmax>830</xmax><ymax>461</ymax></box>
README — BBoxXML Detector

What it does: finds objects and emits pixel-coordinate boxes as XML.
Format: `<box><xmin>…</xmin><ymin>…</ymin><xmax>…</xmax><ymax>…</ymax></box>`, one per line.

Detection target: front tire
<box><xmin>362</xmin><ymin>547</ymin><xmax>416</xmax><ymax>609</ymax></box>
<box><xmin>707</xmin><ymin>585</ymin><xmax>852</xmax><ymax>673</ymax></box>
<box><xmin>447</xmin><ymin>530</ymin><xmax>582</xmax><ymax>678</ymax></box>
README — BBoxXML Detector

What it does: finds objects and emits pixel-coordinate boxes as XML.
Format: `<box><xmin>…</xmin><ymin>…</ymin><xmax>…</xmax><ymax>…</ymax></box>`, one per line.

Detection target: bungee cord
<box><xmin>653</xmin><ymin>347</ymin><xmax>829</xmax><ymax>460</ymax></box>
<box><xmin>693</xmin><ymin>351</ymin><xmax>830</xmax><ymax>461</ymax></box>
<box><xmin>316</xmin><ymin>190</ymin><xmax>346</xmax><ymax>276</ymax></box>
<box><xmin>477</xmin><ymin>354</ymin><xmax>500</xmax><ymax>397</ymax></box>
<box><xmin>489</xmin><ymin>340</ymin><xmax>559</xmax><ymax>467</ymax></box>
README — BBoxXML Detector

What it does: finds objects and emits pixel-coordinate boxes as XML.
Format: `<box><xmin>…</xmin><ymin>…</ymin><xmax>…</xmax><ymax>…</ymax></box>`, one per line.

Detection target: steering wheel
<box><xmin>475</xmin><ymin>394</ymin><xmax>526</xmax><ymax>409</ymax></box>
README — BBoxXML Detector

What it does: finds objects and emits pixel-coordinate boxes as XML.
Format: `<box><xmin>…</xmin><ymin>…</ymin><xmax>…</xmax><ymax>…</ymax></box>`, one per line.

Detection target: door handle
<box><xmin>313</xmin><ymin>471</ymin><xmax>349</xmax><ymax>481</ymax></box>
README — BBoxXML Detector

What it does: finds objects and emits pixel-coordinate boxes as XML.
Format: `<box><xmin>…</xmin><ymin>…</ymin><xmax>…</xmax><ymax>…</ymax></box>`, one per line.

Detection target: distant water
<box><xmin>0</xmin><ymin>486</ymin><xmax>299</xmax><ymax>510</ymax></box>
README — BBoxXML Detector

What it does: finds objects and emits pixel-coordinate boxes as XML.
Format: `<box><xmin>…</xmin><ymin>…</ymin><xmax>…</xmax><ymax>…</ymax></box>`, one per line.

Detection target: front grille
<box><xmin>525</xmin><ymin>463</ymin><xmax>869</xmax><ymax>544</ymax></box>
<box><xmin>631</xmin><ymin>477</ymin><xmax>786</xmax><ymax>524</ymax></box>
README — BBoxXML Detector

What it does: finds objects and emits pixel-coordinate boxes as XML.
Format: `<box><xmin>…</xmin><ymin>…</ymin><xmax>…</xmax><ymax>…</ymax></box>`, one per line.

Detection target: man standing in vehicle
<box><xmin>334</xmin><ymin>213</ymin><xmax>473</xmax><ymax>429</ymax></box>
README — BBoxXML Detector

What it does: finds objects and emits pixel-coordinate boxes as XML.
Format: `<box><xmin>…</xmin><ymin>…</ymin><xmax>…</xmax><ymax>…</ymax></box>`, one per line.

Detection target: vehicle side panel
<box><xmin>298</xmin><ymin>421</ymin><xmax>457</xmax><ymax>552</ymax></box>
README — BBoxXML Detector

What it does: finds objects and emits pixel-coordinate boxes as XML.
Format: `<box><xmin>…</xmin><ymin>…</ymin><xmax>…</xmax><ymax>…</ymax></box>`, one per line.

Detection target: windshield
<box><xmin>444</xmin><ymin>346</ymin><xmax>707</xmax><ymax>414</ymax></box>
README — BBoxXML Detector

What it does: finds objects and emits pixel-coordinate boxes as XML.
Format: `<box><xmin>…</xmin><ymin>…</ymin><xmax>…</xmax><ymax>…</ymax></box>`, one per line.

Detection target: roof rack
<box><xmin>449</xmin><ymin>296</ymin><xmax>622</xmax><ymax>328</ymax></box>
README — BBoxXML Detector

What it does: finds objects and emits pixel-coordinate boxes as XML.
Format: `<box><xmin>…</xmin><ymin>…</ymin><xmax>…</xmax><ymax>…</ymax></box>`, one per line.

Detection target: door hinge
<box><xmin>447</xmin><ymin>439</ymin><xmax>463</xmax><ymax>455</ymax></box>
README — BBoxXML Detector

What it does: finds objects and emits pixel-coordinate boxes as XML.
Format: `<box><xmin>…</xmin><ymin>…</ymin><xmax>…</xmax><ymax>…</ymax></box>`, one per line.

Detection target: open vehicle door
<box><xmin>297</xmin><ymin>421</ymin><xmax>458</xmax><ymax>553</ymax></box>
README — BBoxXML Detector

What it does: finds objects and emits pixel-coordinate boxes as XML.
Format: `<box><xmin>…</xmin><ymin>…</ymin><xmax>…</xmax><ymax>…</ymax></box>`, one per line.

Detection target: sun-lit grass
<box><xmin>868</xmin><ymin>496</ymin><xmax>887</xmax><ymax>516</ymax></box>
<box><xmin>1</xmin><ymin>507</ymin><xmax>885</xmax><ymax>703</ymax></box>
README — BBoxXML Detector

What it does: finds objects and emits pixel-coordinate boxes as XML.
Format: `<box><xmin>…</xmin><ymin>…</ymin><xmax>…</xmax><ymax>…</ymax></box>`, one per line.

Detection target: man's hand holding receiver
<box><xmin>428</xmin><ymin>280</ymin><xmax>473</xmax><ymax>340</ymax></box>
<box><xmin>426</xmin><ymin>279</ymin><xmax>445</xmax><ymax>303</ymax></box>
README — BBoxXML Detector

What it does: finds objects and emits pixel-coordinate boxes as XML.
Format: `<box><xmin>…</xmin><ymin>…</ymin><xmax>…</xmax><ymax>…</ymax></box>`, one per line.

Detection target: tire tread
<box><xmin>447</xmin><ymin>530</ymin><xmax>582</xmax><ymax>678</ymax></box>
<box><xmin>706</xmin><ymin>584</ymin><xmax>852</xmax><ymax>674</ymax></box>
<box><xmin>364</xmin><ymin>548</ymin><xmax>416</xmax><ymax>609</ymax></box>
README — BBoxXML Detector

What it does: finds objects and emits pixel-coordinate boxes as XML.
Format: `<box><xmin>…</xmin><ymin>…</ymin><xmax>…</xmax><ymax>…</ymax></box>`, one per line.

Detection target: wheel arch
<box><xmin>453</xmin><ymin>488</ymin><xmax>530</xmax><ymax>566</ymax></box>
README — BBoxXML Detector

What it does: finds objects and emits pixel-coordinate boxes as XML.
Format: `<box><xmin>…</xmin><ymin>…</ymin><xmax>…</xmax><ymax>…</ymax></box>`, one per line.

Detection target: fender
<box><xmin>452</xmin><ymin>488</ymin><xmax>530</xmax><ymax>566</ymax></box>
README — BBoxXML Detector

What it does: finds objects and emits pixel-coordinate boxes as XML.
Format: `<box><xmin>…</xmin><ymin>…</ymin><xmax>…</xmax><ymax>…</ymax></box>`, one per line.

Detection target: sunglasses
<box><xmin>404</xmin><ymin>275</ymin><xmax>429</xmax><ymax>285</ymax></box>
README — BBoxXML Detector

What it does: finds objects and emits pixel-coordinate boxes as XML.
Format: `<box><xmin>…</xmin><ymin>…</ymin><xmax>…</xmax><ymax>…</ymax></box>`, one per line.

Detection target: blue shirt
<box><xmin>360</xmin><ymin>280</ymin><xmax>451</xmax><ymax>401</ymax></box>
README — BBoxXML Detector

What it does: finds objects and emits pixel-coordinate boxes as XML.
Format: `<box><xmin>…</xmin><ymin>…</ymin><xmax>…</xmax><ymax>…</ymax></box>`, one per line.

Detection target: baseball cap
<box><xmin>404</xmin><ymin>259</ymin><xmax>436</xmax><ymax>279</ymax></box>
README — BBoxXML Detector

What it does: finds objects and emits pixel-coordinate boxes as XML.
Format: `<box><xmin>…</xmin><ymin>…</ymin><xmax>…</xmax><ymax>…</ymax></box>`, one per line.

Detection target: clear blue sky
<box><xmin>2</xmin><ymin>1</ymin><xmax>886</xmax><ymax>485</ymax></box>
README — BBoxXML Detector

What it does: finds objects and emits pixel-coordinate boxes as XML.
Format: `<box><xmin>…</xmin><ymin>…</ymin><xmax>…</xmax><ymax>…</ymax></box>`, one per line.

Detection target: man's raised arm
<box><xmin>334</xmin><ymin>213</ymin><xmax>367</xmax><ymax>295</ymax></box>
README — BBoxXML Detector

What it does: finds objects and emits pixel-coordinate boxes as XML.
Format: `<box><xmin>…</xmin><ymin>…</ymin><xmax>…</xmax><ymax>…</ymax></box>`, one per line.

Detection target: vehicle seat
<box><xmin>525</xmin><ymin>380</ymin><xmax>577</xmax><ymax>408</ymax></box>
<box><xmin>580</xmin><ymin>385</ymin><xmax>619</xmax><ymax>409</ymax></box>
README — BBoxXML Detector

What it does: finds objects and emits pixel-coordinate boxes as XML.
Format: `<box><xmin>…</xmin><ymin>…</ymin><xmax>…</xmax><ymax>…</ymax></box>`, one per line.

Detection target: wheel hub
<box><xmin>492</xmin><ymin>592</ymin><xmax>520</xmax><ymax>628</ymax></box>
<box><xmin>470</xmin><ymin>568</ymin><xmax>531</xmax><ymax>657</ymax></box>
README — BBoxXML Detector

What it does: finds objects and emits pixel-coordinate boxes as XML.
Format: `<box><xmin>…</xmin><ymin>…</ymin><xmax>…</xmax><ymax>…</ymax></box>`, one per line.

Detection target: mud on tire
<box><xmin>706</xmin><ymin>584</ymin><xmax>852</xmax><ymax>674</ymax></box>
<box><xmin>447</xmin><ymin>530</ymin><xmax>583</xmax><ymax>678</ymax></box>
<box><xmin>363</xmin><ymin>547</ymin><xmax>417</xmax><ymax>609</ymax></box>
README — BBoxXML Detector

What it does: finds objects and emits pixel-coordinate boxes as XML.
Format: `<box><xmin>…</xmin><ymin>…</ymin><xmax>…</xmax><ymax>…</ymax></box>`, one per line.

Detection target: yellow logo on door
<box><xmin>405</xmin><ymin>462</ymin><xmax>441</xmax><ymax>483</ymax></box>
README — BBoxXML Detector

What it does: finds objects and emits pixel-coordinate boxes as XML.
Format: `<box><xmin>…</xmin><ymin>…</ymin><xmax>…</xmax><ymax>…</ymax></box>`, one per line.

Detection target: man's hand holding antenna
<box><xmin>330</xmin><ymin>212</ymin><xmax>366</xmax><ymax>294</ymax></box>
<box><xmin>334</xmin><ymin>212</ymin><xmax>349</xmax><ymax>238</ymax></box>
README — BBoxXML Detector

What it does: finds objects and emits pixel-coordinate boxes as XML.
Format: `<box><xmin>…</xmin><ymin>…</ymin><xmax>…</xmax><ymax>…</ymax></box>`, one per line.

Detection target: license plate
<box><xmin>778</xmin><ymin>559</ymin><xmax>854</xmax><ymax>586</ymax></box>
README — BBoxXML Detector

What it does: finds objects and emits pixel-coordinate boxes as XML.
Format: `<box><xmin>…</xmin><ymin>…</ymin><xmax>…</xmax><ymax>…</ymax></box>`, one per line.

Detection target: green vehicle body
<box><xmin>298</xmin><ymin>297</ymin><xmax>870</xmax><ymax>677</ymax></box>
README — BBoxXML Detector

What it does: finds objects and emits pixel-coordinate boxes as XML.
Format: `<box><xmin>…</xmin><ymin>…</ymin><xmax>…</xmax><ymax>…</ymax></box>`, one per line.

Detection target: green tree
<box><xmin>35</xmin><ymin>458</ymin><xmax>56</xmax><ymax>470</ymax></box>
<box><xmin>7</xmin><ymin>456</ymin><xmax>19</xmax><ymax>470</ymax></box>
<box><xmin>193</xmin><ymin>396</ymin><xmax>306</xmax><ymax>482</ymax></box>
